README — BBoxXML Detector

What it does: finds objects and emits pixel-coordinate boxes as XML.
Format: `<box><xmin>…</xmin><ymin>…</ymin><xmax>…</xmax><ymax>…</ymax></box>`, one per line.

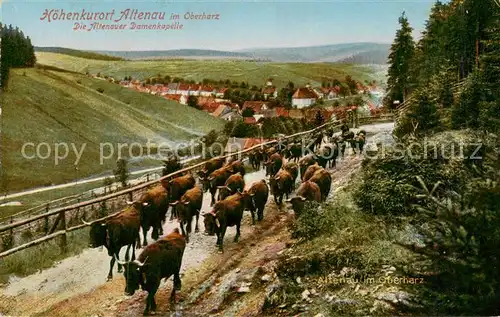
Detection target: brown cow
<box><xmin>263</xmin><ymin>146</ymin><xmax>277</xmax><ymax>162</ymax></box>
<box><xmin>117</xmin><ymin>228</ymin><xmax>186</xmax><ymax>315</ymax></box>
<box><xmin>166</xmin><ymin>174</ymin><xmax>196</xmax><ymax>221</ymax></box>
<box><xmin>299</xmin><ymin>154</ymin><xmax>317</xmax><ymax>179</ymax></box>
<box><xmin>83</xmin><ymin>205</ymin><xmax>141</xmax><ymax>281</ymax></box>
<box><xmin>203</xmin><ymin>192</ymin><xmax>248</xmax><ymax>252</ymax></box>
<box><xmin>283</xmin><ymin>161</ymin><xmax>299</xmax><ymax>184</ymax></box>
<box><xmin>197</xmin><ymin>157</ymin><xmax>225</xmax><ymax>185</ymax></box>
<box><xmin>169</xmin><ymin>186</ymin><xmax>203</xmax><ymax>243</ymax></box>
<box><xmin>249</xmin><ymin>149</ymin><xmax>264</xmax><ymax>170</ymax></box>
<box><xmin>302</xmin><ymin>163</ymin><xmax>323</xmax><ymax>182</ymax></box>
<box><xmin>309</xmin><ymin>169</ymin><xmax>332</xmax><ymax>201</ymax></box>
<box><xmin>134</xmin><ymin>185</ymin><xmax>169</xmax><ymax>246</ymax></box>
<box><xmin>264</xmin><ymin>153</ymin><xmax>283</xmax><ymax>177</ymax></box>
<box><xmin>269</xmin><ymin>169</ymin><xmax>293</xmax><ymax>205</ymax></box>
<box><xmin>203</xmin><ymin>166</ymin><xmax>232</xmax><ymax>206</ymax></box>
<box><xmin>243</xmin><ymin>179</ymin><xmax>269</xmax><ymax>224</ymax></box>
<box><xmin>228</xmin><ymin>160</ymin><xmax>246</xmax><ymax>176</ymax></box>
<box><xmin>217</xmin><ymin>172</ymin><xmax>245</xmax><ymax>201</ymax></box>
<box><xmin>285</xmin><ymin>181</ymin><xmax>322</xmax><ymax>216</ymax></box>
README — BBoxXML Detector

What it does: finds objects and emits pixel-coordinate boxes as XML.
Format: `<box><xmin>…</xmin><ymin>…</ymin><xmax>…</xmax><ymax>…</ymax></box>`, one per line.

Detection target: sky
<box><xmin>1</xmin><ymin>0</ymin><xmax>439</xmax><ymax>51</ymax></box>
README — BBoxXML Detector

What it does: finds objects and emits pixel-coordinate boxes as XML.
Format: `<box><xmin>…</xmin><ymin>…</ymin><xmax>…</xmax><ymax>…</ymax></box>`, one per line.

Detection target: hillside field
<box><xmin>36</xmin><ymin>52</ymin><xmax>382</xmax><ymax>87</ymax></box>
<box><xmin>1</xmin><ymin>67</ymin><xmax>224</xmax><ymax>193</ymax></box>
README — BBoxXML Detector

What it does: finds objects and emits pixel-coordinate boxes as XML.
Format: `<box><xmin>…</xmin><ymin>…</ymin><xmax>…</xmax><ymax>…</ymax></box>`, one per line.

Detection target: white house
<box><xmin>177</xmin><ymin>83</ymin><xmax>191</xmax><ymax>96</ymax></box>
<box><xmin>291</xmin><ymin>87</ymin><xmax>318</xmax><ymax>109</ymax></box>
<box><xmin>200</xmin><ymin>85</ymin><xmax>216</xmax><ymax>97</ymax></box>
<box><xmin>188</xmin><ymin>84</ymin><xmax>201</xmax><ymax>96</ymax></box>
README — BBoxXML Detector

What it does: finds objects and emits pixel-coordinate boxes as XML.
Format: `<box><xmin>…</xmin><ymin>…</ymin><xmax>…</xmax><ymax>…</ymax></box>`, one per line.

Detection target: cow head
<box><xmin>285</xmin><ymin>196</ymin><xmax>307</xmax><ymax>215</ymax></box>
<box><xmin>217</xmin><ymin>186</ymin><xmax>232</xmax><ymax>201</ymax></box>
<box><xmin>202</xmin><ymin>210</ymin><xmax>220</xmax><ymax>236</ymax></box>
<box><xmin>116</xmin><ymin>257</ymin><xmax>148</xmax><ymax>296</ymax></box>
<box><xmin>83</xmin><ymin>219</ymin><xmax>107</xmax><ymax>248</ymax></box>
<box><xmin>170</xmin><ymin>200</ymin><xmax>190</xmax><ymax>220</ymax></box>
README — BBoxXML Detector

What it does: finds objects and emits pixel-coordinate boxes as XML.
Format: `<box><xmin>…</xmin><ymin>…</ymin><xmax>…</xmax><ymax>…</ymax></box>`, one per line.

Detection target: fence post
<box><xmin>59</xmin><ymin>210</ymin><xmax>67</xmax><ymax>254</ymax></box>
<box><xmin>44</xmin><ymin>204</ymin><xmax>50</xmax><ymax>234</ymax></box>
<box><xmin>100</xmin><ymin>201</ymin><xmax>107</xmax><ymax>217</ymax></box>
<box><xmin>146</xmin><ymin>173</ymin><xmax>149</xmax><ymax>182</ymax></box>
<box><xmin>128</xmin><ymin>191</ymin><xmax>133</xmax><ymax>202</ymax></box>
<box><xmin>7</xmin><ymin>217</ymin><xmax>14</xmax><ymax>250</ymax></box>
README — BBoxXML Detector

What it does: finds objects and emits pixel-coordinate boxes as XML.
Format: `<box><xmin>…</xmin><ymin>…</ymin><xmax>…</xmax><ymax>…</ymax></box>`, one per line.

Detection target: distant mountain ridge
<box><xmin>35</xmin><ymin>42</ymin><xmax>390</xmax><ymax>64</ymax></box>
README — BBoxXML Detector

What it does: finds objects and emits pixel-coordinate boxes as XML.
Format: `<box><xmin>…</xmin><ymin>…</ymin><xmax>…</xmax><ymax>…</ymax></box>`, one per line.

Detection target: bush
<box><xmin>354</xmin><ymin>133</ymin><xmax>478</xmax><ymax>217</ymax></box>
<box><xmin>401</xmin><ymin>160</ymin><xmax>500</xmax><ymax>315</ymax></box>
<box><xmin>393</xmin><ymin>88</ymin><xmax>440</xmax><ymax>138</ymax></box>
<box><xmin>96</xmin><ymin>87</ymin><xmax>104</xmax><ymax>93</ymax></box>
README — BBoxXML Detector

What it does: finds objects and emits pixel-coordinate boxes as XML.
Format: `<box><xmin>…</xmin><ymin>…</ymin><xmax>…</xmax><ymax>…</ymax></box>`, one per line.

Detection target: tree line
<box><xmin>0</xmin><ymin>23</ymin><xmax>36</xmax><ymax>88</ymax></box>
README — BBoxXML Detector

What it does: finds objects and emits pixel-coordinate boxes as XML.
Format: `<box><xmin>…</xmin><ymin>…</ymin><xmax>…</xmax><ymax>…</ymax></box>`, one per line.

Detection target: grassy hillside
<box><xmin>1</xmin><ymin>68</ymin><xmax>224</xmax><ymax>193</ymax></box>
<box><xmin>35</xmin><ymin>47</ymin><xmax>124</xmax><ymax>61</ymax></box>
<box><xmin>36</xmin><ymin>52</ymin><xmax>381</xmax><ymax>87</ymax></box>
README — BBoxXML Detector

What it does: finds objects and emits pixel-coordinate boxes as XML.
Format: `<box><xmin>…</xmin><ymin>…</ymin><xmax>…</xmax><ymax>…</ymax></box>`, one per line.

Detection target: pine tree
<box><xmin>384</xmin><ymin>12</ymin><xmax>416</xmax><ymax>108</ymax></box>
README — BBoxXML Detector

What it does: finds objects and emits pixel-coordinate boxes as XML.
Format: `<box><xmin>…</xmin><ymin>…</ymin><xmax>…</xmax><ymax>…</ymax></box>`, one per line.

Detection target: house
<box><xmin>242</xmin><ymin>101</ymin><xmax>269</xmax><ymax>114</ymax></box>
<box><xmin>167</xmin><ymin>83</ymin><xmax>179</xmax><ymax>94</ymax></box>
<box><xmin>177</xmin><ymin>83</ymin><xmax>191</xmax><ymax>96</ymax></box>
<box><xmin>321</xmin><ymin>87</ymin><xmax>339</xmax><ymax>100</ymax></box>
<box><xmin>188</xmin><ymin>84</ymin><xmax>201</xmax><ymax>96</ymax></box>
<box><xmin>356</xmin><ymin>82</ymin><xmax>367</xmax><ymax>94</ymax></box>
<box><xmin>165</xmin><ymin>94</ymin><xmax>187</xmax><ymax>105</ymax></box>
<box><xmin>212</xmin><ymin>104</ymin><xmax>232</xmax><ymax>118</ymax></box>
<box><xmin>262</xmin><ymin>87</ymin><xmax>278</xmax><ymax>100</ymax></box>
<box><xmin>244</xmin><ymin>117</ymin><xmax>257</xmax><ymax>124</ymax></box>
<box><xmin>216</xmin><ymin>87</ymin><xmax>229</xmax><ymax>98</ymax></box>
<box><xmin>200</xmin><ymin>85</ymin><xmax>216</xmax><ymax>97</ymax></box>
<box><xmin>291</xmin><ymin>87</ymin><xmax>318</xmax><ymax>109</ymax></box>
<box><xmin>197</xmin><ymin>96</ymin><xmax>216</xmax><ymax>106</ymax></box>
<box><xmin>224</xmin><ymin>137</ymin><xmax>267</xmax><ymax>154</ymax></box>
<box><xmin>200</xmin><ymin>102</ymin><xmax>221</xmax><ymax>113</ymax></box>
<box><xmin>220</xmin><ymin>110</ymin><xmax>242</xmax><ymax>122</ymax></box>
<box><xmin>275</xmin><ymin>107</ymin><xmax>289</xmax><ymax>117</ymax></box>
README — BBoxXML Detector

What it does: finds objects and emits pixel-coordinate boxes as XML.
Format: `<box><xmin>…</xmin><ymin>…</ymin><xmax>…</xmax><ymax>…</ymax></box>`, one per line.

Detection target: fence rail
<box><xmin>0</xmin><ymin>118</ymin><xmax>364</xmax><ymax>259</ymax></box>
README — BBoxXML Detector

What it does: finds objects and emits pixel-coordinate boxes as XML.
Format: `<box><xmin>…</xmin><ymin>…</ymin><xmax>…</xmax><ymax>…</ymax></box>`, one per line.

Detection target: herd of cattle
<box><xmin>82</xmin><ymin>127</ymin><xmax>366</xmax><ymax>315</ymax></box>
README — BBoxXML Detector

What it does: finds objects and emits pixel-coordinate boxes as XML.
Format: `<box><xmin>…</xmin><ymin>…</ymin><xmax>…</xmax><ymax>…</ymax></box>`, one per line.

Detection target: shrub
<box><xmin>96</xmin><ymin>87</ymin><xmax>104</xmax><ymax>93</ymax></box>
<box><xmin>354</xmin><ymin>133</ymin><xmax>479</xmax><ymax>217</ymax></box>
<box><xmin>400</xmin><ymin>165</ymin><xmax>500</xmax><ymax>315</ymax></box>
<box><xmin>393</xmin><ymin>88</ymin><xmax>440</xmax><ymax>138</ymax></box>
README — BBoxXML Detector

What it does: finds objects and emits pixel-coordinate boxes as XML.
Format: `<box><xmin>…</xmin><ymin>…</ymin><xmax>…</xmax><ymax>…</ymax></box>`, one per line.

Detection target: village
<box><xmin>92</xmin><ymin>73</ymin><xmax>384</xmax><ymax>126</ymax></box>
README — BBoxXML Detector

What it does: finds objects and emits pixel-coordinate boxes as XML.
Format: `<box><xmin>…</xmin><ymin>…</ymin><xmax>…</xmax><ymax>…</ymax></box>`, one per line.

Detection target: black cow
<box><xmin>116</xmin><ymin>228</ymin><xmax>186</xmax><ymax>315</ymax></box>
<box><xmin>83</xmin><ymin>206</ymin><xmax>141</xmax><ymax>281</ymax></box>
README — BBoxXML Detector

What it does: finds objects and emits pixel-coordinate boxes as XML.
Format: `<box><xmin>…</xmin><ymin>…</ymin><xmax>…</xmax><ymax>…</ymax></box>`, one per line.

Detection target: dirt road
<box><xmin>0</xmin><ymin>122</ymin><xmax>392</xmax><ymax>317</ymax></box>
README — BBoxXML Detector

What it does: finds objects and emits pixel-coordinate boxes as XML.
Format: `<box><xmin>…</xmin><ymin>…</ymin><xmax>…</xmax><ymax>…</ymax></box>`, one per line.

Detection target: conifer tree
<box><xmin>384</xmin><ymin>12</ymin><xmax>415</xmax><ymax>109</ymax></box>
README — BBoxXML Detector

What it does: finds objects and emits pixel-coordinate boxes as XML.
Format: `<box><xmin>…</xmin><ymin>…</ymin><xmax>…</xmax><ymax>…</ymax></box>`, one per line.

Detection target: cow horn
<box><xmin>126</xmin><ymin>201</ymin><xmax>134</xmax><ymax>205</ymax></box>
<box><xmin>170</xmin><ymin>201</ymin><xmax>179</xmax><ymax>206</ymax></box>
<box><xmin>237</xmin><ymin>189</ymin><xmax>243</xmax><ymax>194</ymax></box>
<box><xmin>299</xmin><ymin>196</ymin><xmax>307</xmax><ymax>201</ymax></box>
<box><xmin>183</xmin><ymin>201</ymin><xmax>190</xmax><ymax>205</ymax></box>
<box><xmin>134</xmin><ymin>256</ymin><xmax>148</xmax><ymax>267</ymax></box>
<box><xmin>275</xmin><ymin>176</ymin><xmax>281</xmax><ymax>180</ymax></box>
<box><xmin>142</xmin><ymin>202</ymin><xmax>149</xmax><ymax>206</ymax></box>
<box><xmin>217</xmin><ymin>186</ymin><xmax>225</xmax><ymax>189</ymax></box>
<box><xmin>208</xmin><ymin>176</ymin><xmax>215</xmax><ymax>181</ymax></box>
<box><xmin>115</xmin><ymin>256</ymin><xmax>127</xmax><ymax>266</ymax></box>
<box><xmin>82</xmin><ymin>219</ymin><xmax>92</xmax><ymax>226</ymax></box>
<box><xmin>285</xmin><ymin>199</ymin><xmax>291</xmax><ymax>203</ymax></box>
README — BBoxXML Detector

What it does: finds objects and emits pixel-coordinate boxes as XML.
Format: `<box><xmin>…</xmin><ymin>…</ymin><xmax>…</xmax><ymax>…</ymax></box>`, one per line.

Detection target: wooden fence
<box><xmin>0</xmin><ymin>118</ymin><xmax>359</xmax><ymax>259</ymax></box>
